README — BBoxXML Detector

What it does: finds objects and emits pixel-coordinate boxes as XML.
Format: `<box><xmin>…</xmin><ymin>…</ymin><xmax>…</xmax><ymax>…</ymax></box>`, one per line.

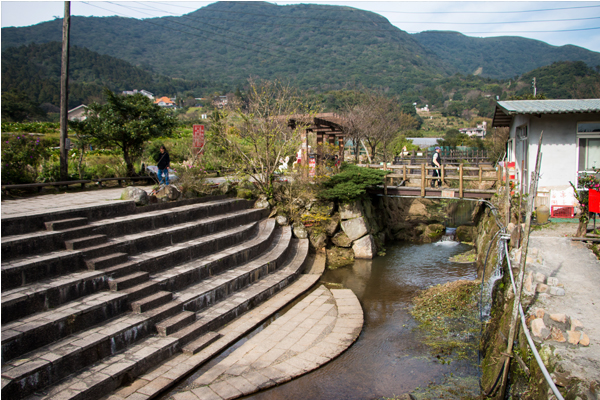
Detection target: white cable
<box><xmin>503</xmin><ymin>240</ymin><xmax>564</xmax><ymax>400</ymax></box>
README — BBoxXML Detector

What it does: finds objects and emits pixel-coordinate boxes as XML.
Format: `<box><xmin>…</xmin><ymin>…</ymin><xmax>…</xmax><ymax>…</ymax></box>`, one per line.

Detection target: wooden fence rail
<box><xmin>358</xmin><ymin>163</ymin><xmax>500</xmax><ymax>199</ymax></box>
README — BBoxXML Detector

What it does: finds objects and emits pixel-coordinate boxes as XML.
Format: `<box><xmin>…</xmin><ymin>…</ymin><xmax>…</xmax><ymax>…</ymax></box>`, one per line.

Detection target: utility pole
<box><xmin>59</xmin><ymin>1</ymin><xmax>71</xmax><ymax>181</ymax></box>
<box><xmin>532</xmin><ymin>77</ymin><xmax>537</xmax><ymax>97</ymax></box>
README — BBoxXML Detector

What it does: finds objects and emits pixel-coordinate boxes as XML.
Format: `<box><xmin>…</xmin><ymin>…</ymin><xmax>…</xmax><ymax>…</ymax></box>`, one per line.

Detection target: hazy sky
<box><xmin>2</xmin><ymin>1</ymin><xmax>600</xmax><ymax>52</ymax></box>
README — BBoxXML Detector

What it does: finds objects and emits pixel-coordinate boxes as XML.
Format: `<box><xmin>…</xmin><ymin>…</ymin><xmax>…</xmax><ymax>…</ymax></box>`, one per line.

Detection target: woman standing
<box><xmin>157</xmin><ymin>145</ymin><xmax>171</xmax><ymax>186</ymax></box>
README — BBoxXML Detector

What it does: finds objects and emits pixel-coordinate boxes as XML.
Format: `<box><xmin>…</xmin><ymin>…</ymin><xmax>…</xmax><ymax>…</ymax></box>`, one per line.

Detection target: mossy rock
<box><xmin>456</xmin><ymin>225</ymin><xmax>474</xmax><ymax>242</ymax></box>
<box><xmin>236</xmin><ymin>188</ymin><xmax>254</xmax><ymax>200</ymax></box>
<box><xmin>326</xmin><ymin>247</ymin><xmax>355</xmax><ymax>269</ymax></box>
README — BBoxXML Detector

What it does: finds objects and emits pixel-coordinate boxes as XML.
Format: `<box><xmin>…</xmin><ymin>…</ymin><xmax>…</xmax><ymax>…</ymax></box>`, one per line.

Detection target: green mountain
<box><xmin>412</xmin><ymin>31</ymin><xmax>600</xmax><ymax>79</ymax></box>
<box><xmin>0</xmin><ymin>1</ymin><xmax>453</xmax><ymax>93</ymax></box>
<box><xmin>1</xmin><ymin>42</ymin><xmax>203</xmax><ymax>108</ymax></box>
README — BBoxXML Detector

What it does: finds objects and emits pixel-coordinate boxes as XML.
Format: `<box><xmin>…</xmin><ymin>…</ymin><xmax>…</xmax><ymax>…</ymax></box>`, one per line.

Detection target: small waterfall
<box><xmin>435</xmin><ymin>227</ymin><xmax>459</xmax><ymax>246</ymax></box>
<box><xmin>480</xmin><ymin>239</ymin><xmax>506</xmax><ymax>321</ymax></box>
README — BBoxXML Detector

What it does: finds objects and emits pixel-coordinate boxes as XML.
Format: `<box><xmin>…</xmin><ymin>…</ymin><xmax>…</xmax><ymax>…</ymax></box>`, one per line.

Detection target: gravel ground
<box><xmin>526</xmin><ymin>220</ymin><xmax>600</xmax><ymax>391</ymax></box>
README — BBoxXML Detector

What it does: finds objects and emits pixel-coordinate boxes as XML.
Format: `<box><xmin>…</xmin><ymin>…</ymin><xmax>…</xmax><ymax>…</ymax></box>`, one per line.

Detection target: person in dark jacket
<box><xmin>157</xmin><ymin>145</ymin><xmax>170</xmax><ymax>186</ymax></box>
<box><xmin>431</xmin><ymin>146</ymin><xmax>442</xmax><ymax>188</ymax></box>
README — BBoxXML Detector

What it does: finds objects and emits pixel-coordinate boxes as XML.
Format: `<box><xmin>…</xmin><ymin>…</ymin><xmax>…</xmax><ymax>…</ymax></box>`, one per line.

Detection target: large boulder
<box><xmin>311</xmin><ymin>201</ymin><xmax>335</xmax><ymax>217</ymax></box>
<box><xmin>456</xmin><ymin>225</ymin><xmax>474</xmax><ymax>242</ymax></box>
<box><xmin>254</xmin><ymin>198</ymin><xmax>270</xmax><ymax>210</ymax></box>
<box><xmin>121</xmin><ymin>186</ymin><xmax>149</xmax><ymax>206</ymax></box>
<box><xmin>309</xmin><ymin>231</ymin><xmax>328</xmax><ymax>251</ymax></box>
<box><xmin>156</xmin><ymin>185</ymin><xmax>181</xmax><ymax>201</ymax></box>
<box><xmin>340</xmin><ymin>201</ymin><xmax>363</xmax><ymax>220</ymax></box>
<box><xmin>292</xmin><ymin>222</ymin><xmax>308</xmax><ymax>239</ymax></box>
<box><xmin>324</xmin><ymin>213</ymin><xmax>340</xmax><ymax>236</ymax></box>
<box><xmin>341</xmin><ymin>217</ymin><xmax>369</xmax><ymax>241</ymax></box>
<box><xmin>422</xmin><ymin>223</ymin><xmax>445</xmax><ymax>243</ymax></box>
<box><xmin>353</xmin><ymin>234</ymin><xmax>375</xmax><ymax>259</ymax></box>
<box><xmin>332</xmin><ymin>231</ymin><xmax>353</xmax><ymax>248</ymax></box>
<box><xmin>275</xmin><ymin>215</ymin><xmax>289</xmax><ymax>226</ymax></box>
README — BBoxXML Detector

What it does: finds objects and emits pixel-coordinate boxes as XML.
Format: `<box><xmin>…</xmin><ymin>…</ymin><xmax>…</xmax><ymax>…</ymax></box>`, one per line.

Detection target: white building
<box><xmin>492</xmin><ymin>99</ymin><xmax>600</xmax><ymax>204</ymax></box>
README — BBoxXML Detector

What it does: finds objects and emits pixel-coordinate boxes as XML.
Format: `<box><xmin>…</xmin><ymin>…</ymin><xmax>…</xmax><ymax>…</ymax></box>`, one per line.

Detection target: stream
<box><xmin>246</xmin><ymin>240</ymin><xmax>479</xmax><ymax>400</ymax></box>
<box><xmin>164</xmin><ymin>240</ymin><xmax>480</xmax><ymax>400</ymax></box>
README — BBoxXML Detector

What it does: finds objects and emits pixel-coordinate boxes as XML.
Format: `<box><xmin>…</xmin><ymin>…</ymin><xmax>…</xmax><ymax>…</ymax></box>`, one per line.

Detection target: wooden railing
<box><xmin>359</xmin><ymin>163</ymin><xmax>499</xmax><ymax>198</ymax></box>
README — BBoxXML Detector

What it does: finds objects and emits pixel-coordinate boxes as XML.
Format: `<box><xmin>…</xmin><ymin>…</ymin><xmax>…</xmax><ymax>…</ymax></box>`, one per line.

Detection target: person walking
<box><xmin>431</xmin><ymin>146</ymin><xmax>442</xmax><ymax>188</ymax></box>
<box><xmin>157</xmin><ymin>145</ymin><xmax>171</xmax><ymax>186</ymax></box>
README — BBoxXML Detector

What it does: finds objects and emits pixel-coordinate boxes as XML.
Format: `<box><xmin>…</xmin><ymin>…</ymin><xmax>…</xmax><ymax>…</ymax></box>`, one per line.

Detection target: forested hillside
<box><xmin>1</xmin><ymin>42</ymin><xmax>203</xmax><ymax>108</ymax></box>
<box><xmin>412</xmin><ymin>31</ymin><xmax>600</xmax><ymax>79</ymax></box>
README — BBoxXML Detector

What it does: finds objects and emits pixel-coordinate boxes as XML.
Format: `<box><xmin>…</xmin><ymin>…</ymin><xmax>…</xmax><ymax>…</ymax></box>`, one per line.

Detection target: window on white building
<box><xmin>577</xmin><ymin>122</ymin><xmax>600</xmax><ymax>173</ymax></box>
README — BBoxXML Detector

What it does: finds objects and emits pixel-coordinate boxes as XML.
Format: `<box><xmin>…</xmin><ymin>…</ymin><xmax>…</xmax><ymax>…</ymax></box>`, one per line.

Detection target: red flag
<box><xmin>589</xmin><ymin>188</ymin><xmax>600</xmax><ymax>213</ymax></box>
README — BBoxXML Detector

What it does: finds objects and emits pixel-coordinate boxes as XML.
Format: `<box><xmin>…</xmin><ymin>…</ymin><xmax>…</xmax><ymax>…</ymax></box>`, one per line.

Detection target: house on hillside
<box><xmin>122</xmin><ymin>89</ymin><xmax>154</xmax><ymax>99</ymax></box>
<box><xmin>492</xmin><ymin>99</ymin><xmax>600</xmax><ymax>208</ymax></box>
<box><xmin>154</xmin><ymin>96</ymin><xmax>176</xmax><ymax>108</ymax></box>
<box><xmin>68</xmin><ymin>105</ymin><xmax>88</xmax><ymax>121</ymax></box>
<box><xmin>460</xmin><ymin>121</ymin><xmax>487</xmax><ymax>138</ymax></box>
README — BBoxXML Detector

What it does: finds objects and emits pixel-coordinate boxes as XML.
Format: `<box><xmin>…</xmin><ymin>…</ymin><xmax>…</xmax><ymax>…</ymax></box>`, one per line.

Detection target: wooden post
<box><xmin>479</xmin><ymin>165</ymin><xmax>483</xmax><ymax>183</ymax></box>
<box><xmin>441</xmin><ymin>164</ymin><xmax>445</xmax><ymax>187</ymax></box>
<box><xmin>505</xmin><ymin>161</ymin><xmax>511</xmax><ymax>227</ymax></box>
<box><xmin>403</xmin><ymin>165</ymin><xmax>407</xmax><ymax>182</ymax></box>
<box><xmin>459</xmin><ymin>163</ymin><xmax>464</xmax><ymax>198</ymax></box>
<box><xmin>59</xmin><ymin>1</ymin><xmax>71</xmax><ymax>181</ymax></box>
<box><xmin>500</xmin><ymin>132</ymin><xmax>544</xmax><ymax>399</ymax></box>
<box><xmin>421</xmin><ymin>163</ymin><xmax>426</xmax><ymax>197</ymax></box>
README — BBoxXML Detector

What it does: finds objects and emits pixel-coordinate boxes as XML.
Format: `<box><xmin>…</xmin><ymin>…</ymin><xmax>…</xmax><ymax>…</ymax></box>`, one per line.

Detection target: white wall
<box><xmin>509</xmin><ymin>113</ymin><xmax>600</xmax><ymax>189</ymax></box>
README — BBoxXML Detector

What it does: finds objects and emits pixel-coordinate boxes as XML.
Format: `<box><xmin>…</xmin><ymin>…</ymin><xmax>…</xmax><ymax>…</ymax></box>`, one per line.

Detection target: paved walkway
<box><xmin>173</xmin><ymin>286</ymin><xmax>363</xmax><ymax>400</ymax></box>
<box><xmin>1</xmin><ymin>186</ymin><xmax>153</xmax><ymax>219</ymax></box>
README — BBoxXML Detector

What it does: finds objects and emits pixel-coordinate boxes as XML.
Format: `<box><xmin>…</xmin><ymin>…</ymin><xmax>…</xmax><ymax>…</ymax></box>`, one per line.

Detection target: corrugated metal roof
<box><xmin>496</xmin><ymin>99</ymin><xmax>600</xmax><ymax>115</ymax></box>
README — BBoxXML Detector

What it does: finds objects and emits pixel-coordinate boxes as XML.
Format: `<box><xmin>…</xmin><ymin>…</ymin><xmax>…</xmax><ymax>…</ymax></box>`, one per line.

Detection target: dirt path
<box><xmin>527</xmin><ymin>221</ymin><xmax>600</xmax><ymax>387</ymax></box>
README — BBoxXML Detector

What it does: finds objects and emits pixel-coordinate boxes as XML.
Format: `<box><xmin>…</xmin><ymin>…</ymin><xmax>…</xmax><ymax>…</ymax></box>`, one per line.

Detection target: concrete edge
<box><xmin>105</xmin><ymin>255</ymin><xmax>326</xmax><ymax>400</ymax></box>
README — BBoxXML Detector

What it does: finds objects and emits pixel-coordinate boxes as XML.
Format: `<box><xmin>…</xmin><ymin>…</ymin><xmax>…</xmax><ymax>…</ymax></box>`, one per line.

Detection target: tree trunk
<box><xmin>123</xmin><ymin>148</ymin><xmax>135</xmax><ymax>177</ymax></box>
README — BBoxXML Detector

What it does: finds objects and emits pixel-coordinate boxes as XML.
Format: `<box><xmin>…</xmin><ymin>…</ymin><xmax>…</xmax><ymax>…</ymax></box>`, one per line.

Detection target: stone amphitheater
<box><xmin>1</xmin><ymin>189</ymin><xmax>363</xmax><ymax>400</ymax></box>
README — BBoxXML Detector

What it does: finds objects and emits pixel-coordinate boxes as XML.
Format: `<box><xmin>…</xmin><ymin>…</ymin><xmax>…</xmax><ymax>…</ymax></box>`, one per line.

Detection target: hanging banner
<box><xmin>193</xmin><ymin>124</ymin><xmax>205</xmax><ymax>155</ymax></box>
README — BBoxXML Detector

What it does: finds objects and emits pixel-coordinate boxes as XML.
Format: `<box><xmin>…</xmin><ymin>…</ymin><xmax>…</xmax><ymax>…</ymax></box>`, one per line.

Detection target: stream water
<box><xmin>245</xmin><ymin>240</ymin><xmax>479</xmax><ymax>400</ymax></box>
<box><xmin>164</xmin><ymin>240</ymin><xmax>480</xmax><ymax>400</ymax></box>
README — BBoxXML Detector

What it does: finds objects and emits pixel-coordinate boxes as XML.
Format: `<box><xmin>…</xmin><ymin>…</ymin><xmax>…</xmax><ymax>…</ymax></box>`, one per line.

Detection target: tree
<box><xmin>213</xmin><ymin>79</ymin><xmax>312</xmax><ymax>198</ymax></box>
<box><xmin>1</xmin><ymin>90</ymin><xmax>47</xmax><ymax>122</ymax></box>
<box><xmin>83</xmin><ymin>88</ymin><xmax>177</xmax><ymax>176</ymax></box>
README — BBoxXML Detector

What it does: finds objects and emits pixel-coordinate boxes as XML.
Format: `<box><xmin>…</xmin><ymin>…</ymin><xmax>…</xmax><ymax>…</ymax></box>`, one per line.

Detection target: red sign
<box><xmin>589</xmin><ymin>188</ymin><xmax>600</xmax><ymax>213</ymax></box>
<box><xmin>309</xmin><ymin>158</ymin><xmax>316</xmax><ymax>177</ymax></box>
<box><xmin>193</xmin><ymin>124</ymin><xmax>205</xmax><ymax>153</ymax></box>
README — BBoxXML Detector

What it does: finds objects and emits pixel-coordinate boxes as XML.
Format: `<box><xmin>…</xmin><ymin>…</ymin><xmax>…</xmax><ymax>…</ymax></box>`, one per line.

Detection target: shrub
<box><xmin>1</xmin><ymin>134</ymin><xmax>50</xmax><ymax>184</ymax></box>
<box><xmin>318</xmin><ymin>163</ymin><xmax>389</xmax><ymax>202</ymax></box>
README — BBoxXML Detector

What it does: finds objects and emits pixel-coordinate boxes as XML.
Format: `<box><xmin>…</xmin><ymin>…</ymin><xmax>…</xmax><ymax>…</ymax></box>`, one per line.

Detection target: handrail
<box><xmin>503</xmin><ymin>239</ymin><xmax>565</xmax><ymax>400</ymax></box>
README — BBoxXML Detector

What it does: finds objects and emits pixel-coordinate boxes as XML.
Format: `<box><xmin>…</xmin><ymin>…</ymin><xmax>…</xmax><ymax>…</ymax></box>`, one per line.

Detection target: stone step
<box><xmin>108</xmin><ymin>271</ymin><xmax>149</xmax><ymax>291</ymax></box>
<box><xmin>44</xmin><ymin>217</ymin><xmax>88</xmax><ymax>231</ymax></box>
<box><xmin>174</xmin><ymin>226</ymin><xmax>292</xmax><ymax>313</ymax></box>
<box><xmin>1</xmin><ymin>222</ymin><xmax>269</xmax><ymax>361</ymax></box>
<box><xmin>182</xmin><ymin>331</ymin><xmax>222</xmax><ymax>355</ymax></box>
<box><xmin>2</xmin><ymin>209</ymin><xmax>265</xmax><ymax>289</ymax></box>
<box><xmin>1</xmin><ymin>197</ymin><xmax>249</xmax><ymax>261</ymax></box>
<box><xmin>154</xmin><ymin>219</ymin><xmax>277</xmax><ymax>292</ymax></box>
<box><xmin>156</xmin><ymin>311</ymin><xmax>196</xmax><ymax>336</ymax></box>
<box><xmin>131</xmin><ymin>291</ymin><xmax>173</xmax><ymax>313</ymax></box>
<box><xmin>1</xmin><ymin>251</ymin><xmax>86</xmax><ymax>291</ymax></box>
<box><xmin>2</xmin><ymin>238</ymin><xmax>309</xmax><ymax>400</ymax></box>
<box><xmin>86</xmin><ymin>252</ymin><xmax>129</xmax><ymax>271</ymax></box>
<box><xmin>65</xmin><ymin>234</ymin><xmax>108</xmax><ymax>251</ymax></box>
<box><xmin>1</xmin><ymin>270</ymin><xmax>107</xmax><ymax>324</ymax></box>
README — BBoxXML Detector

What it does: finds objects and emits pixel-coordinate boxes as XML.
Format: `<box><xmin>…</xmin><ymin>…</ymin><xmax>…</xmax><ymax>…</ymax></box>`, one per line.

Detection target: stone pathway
<box><xmin>1</xmin><ymin>186</ymin><xmax>153</xmax><ymax>219</ymax></box>
<box><xmin>169</xmin><ymin>285</ymin><xmax>363</xmax><ymax>400</ymax></box>
<box><xmin>524</xmin><ymin>223</ymin><xmax>600</xmax><ymax>386</ymax></box>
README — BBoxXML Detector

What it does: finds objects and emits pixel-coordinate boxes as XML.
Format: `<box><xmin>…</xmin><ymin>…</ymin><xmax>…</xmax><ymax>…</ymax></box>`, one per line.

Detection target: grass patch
<box><xmin>449</xmin><ymin>249</ymin><xmax>476</xmax><ymax>263</ymax></box>
<box><xmin>410</xmin><ymin>280</ymin><xmax>479</xmax><ymax>364</ymax></box>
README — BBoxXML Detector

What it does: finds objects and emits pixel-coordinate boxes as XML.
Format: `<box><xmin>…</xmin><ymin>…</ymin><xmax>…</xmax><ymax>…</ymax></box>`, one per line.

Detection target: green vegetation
<box><xmin>319</xmin><ymin>163</ymin><xmax>390</xmax><ymax>202</ymax></box>
<box><xmin>410</xmin><ymin>280</ymin><xmax>479</xmax><ymax>364</ymax></box>
<box><xmin>1</xmin><ymin>134</ymin><xmax>52</xmax><ymax>184</ymax></box>
<box><xmin>74</xmin><ymin>89</ymin><xmax>178</xmax><ymax>176</ymax></box>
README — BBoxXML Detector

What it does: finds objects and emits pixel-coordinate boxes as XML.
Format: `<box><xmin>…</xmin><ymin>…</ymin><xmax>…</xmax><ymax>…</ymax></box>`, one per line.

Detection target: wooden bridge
<box><xmin>361</xmin><ymin>163</ymin><xmax>500</xmax><ymax>199</ymax></box>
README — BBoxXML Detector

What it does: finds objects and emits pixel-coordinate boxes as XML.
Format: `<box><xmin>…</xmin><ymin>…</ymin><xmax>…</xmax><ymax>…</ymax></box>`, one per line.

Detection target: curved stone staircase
<box><xmin>1</xmin><ymin>196</ymin><xmax>310</xmax><ymax>400</ymax></box>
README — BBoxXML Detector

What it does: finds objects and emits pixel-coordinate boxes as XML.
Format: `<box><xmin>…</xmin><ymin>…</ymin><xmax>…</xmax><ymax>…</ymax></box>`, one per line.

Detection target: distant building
<box><xmin>406</xmin><ymin>137</ymin><xmax>441</xmax><ymax>149</ymax></box>
<box><xmin>459</xmin><ymin>121</ymin><xmax>487</xmax><ymax>138</ymax></box>
<box><xmin>122</xmin><ymin>89</ymin><xmax>154</xmax><ymax>99</ymax></box>
<box><xmin>154</xmin><ymin>96</ymin><xmax>176</xmax><ymax>108</ymax></box>
<box><xmin>68</xmin><ymin>104</ymin><xmax>88</xmax><ymax>121</ymax></box>
<box><xmin>414</xmin><ymin>103</ymin><xmax>430</xmax><ymax>113</ymax></box>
